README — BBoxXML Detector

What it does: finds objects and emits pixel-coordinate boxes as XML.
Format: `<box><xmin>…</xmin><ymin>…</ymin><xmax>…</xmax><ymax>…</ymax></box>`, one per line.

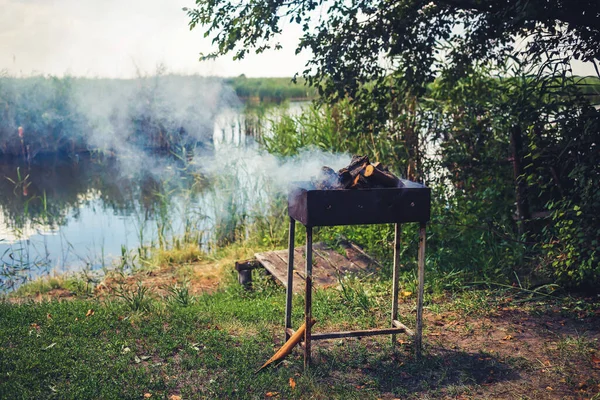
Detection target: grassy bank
<box><xmin>2</xmin><ymin>274</ymin><xmax>600</xmax><ymax>399</ymax></box>
<box><xmin>226</xmin><ymin>76</ymin><xmax>318</xmax><ymax>103</ymax></box>
<box><xmin>0</xmin><ymin>73</ymin><xmax>313</xmax><ymax>158</ymax></box>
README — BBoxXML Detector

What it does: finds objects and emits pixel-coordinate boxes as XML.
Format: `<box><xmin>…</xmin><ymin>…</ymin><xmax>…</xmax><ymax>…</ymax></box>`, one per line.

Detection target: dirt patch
<box><xmin>417</xmin><ymin>304</ymin><xmax>600</xmax><ymax>399</ymax></box>
<box><xmin>7</xmin><ymin>263</ymin><xmax>600</xmax><ymax>398</ymax></box>
<box><xmin>304</xmin><ymin>298</ymin><xmax>600</xmax><ymax>399</ymax></box>
<box><xmin>8</xmin><ymin>261</ymin><xmax>224</xmax><ymax>303</ymax></box>
<box><xmin>95</xmin><ymin>261</ymin><xmax>222</xmax><ymax>298</ymax></box>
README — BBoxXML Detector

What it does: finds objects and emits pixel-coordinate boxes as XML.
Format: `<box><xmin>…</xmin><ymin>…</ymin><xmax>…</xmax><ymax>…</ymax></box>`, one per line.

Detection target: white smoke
<box><xmin>200</xmin><ymin>145</ymin><xmax>351</xmax><ymax>192</ymax></box>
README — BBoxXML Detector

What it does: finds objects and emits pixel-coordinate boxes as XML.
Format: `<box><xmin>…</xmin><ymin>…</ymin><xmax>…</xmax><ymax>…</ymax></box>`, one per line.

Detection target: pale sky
<box><xmin>0</xmin><ymin>0</ymin><xmax>597</xmax><ymax>78</ymax></box>
<box><xmin>0</xmin><ymin>0</ymin><xmax>310</xmax><ymax>78</ymax></box>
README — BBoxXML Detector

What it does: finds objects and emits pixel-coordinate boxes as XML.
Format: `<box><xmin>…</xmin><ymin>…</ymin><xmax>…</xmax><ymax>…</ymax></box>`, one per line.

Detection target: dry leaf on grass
<box><xmin>86</xmin><ymin>309</ymin><xmax>95</xmax><ymax>317</ymax></box>
<box><xmin>265</xmin><ymin>392</ymin><xmax>279</xmax><ymax>397</ymax></box>
<box><xmin>169</xmin><ymin>395</ymin><xmax>182</xmax><ymax>400</ymax></box>
<box><xmin>289</xmin><ymin>378</ymin><xmax>296</xmax><ymax>390</ymax></box>
<box><xmin>144</xmin><ymin>393</ymin><xmax>152</xmax><ymax>398</ymax></box>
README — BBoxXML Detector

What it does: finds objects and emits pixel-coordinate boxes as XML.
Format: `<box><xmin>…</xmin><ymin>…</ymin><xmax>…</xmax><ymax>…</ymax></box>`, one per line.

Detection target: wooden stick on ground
<box><xmin>256</xmin><ymin>318</ymin><xmax>317</xmax><ymax>373</ymax></box>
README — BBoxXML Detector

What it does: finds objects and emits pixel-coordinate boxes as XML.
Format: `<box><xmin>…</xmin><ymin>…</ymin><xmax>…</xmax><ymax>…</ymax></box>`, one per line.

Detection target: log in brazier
<box><xmin>285</xmin><ymin>179</ymin><xmax>431</xmax><ymax>369</ymax></box>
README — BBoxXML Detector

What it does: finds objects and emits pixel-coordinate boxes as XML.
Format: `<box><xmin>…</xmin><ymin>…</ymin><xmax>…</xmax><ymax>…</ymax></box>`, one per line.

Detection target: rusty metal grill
<box><xmin>288</xmin><ymin>180</ymin><xmax>430</xmax><ymax>226</ymax></box>
<box><xmin>284</xmin><ymin>180</ymin><xmax>431</xmax><ymax>369</ymax></box>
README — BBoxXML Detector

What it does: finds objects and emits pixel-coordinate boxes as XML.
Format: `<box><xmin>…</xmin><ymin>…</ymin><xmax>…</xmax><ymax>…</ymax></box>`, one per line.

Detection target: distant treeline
<box><xmin>0</xmin><ymin>73</ymin><xmax>317</xmax><ymax>159</ymax></box>
<box><xmin>225</xmin><ymin>76</ymin><xmax>318</xmax><ymax>103</ymax></box>
<box><xmin>0</xmin><ymin>72</ymin><xmax>596</xmax><ymax>159</ymax></box>
<box><xmin>423</xmin><ymin>75</ymin><xmax>600</xmax><ymax>104</ymax></box>
<box><xmin>0</xmin><ymin>73</ymin><xmax>233</xmax><ymax>158</ymax></box>
<box><xmin>226</xmin><ymin>74</ymin><xmax>600</xmax><ymax>105</ymax></box>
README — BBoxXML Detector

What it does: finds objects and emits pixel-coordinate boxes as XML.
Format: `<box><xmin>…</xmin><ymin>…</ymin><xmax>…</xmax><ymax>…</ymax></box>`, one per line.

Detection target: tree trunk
<box><xmin>404</xmin><ymin>96</ymin><xmax>420</xmax><ymax>182</ymax></box>
<box><xmin>510</xmin><ymin>125</ymin><xmax>530</xmax><ymax>236</ymax></box>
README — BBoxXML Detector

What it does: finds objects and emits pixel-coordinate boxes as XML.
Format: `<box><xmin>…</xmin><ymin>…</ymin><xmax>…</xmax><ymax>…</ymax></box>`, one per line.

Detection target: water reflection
<box><xmin>0</xmin><ymin>102</ymin><xmax>306</xmax><ymax>290</ymax></box>
<box><xmin>0</xmin><ymin>154</ymin><xmax>204</xmax><ymax>288</ymax></box>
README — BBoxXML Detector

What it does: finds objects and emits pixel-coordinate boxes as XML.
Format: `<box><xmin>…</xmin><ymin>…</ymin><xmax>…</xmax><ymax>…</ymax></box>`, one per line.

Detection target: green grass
<box><xmin>0</xmin><ymin>277</ymin><xmax>472</xmax><ymax>399</ymax></box>
<box><xmin>2</xmin><ymin>277</ymin><xmax>599</xmax><ymax>399</ymax></box>
<box><xmin>225</xmin><ymin>76</ymin><xmax>318</xmax><ymax>103</ymax></box>
<box><xmin>1</xmin><ymin>281</ymin><xmax>400</xmax><ymax>399</ymax></box>
<box><xmin>12</xmin><ymin>274</ymin><xmax>97</xmax><ymax>298</ymax></box>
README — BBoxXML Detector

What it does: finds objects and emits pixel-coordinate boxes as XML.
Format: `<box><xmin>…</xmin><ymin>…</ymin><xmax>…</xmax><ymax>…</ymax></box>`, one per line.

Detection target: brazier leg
<box><xmin>285</xmin><ymin>218</ymin><xmax>295</xmax><ymax>341</ymax></box>
<box><xmin>391</xmin><ymin>223</ymin><xmax>401</xmax><ymax>344</ymax></box>
<box><xmin>304</xmin><ymin>226</ymin><xmax>313</xmax><ymax>370</ymax></box>
<box><xmin>415</xmin><ymin>222</ymin><xmax>426</xmax><ymax>359</ymax></box>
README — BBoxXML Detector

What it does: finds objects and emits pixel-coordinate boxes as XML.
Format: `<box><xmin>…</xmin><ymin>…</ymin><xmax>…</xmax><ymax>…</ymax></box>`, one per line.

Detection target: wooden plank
<box><xmin>256</xmin><ymin>253</ymin><xmax>293</xmax><ymax>289</ymax></box>
<box><xmin>281</xmin><ymin>249</ymin><xmax>307</xmax><ymax>293</ymax></box>
<box><xmin>255</xmin><ymin>241</ymin><xmax>378</xmax><ymax>293</ymax></box>
<box><xmin>341</xmin><ymin>240</ymin><xmax>382</xmax><ymax>271</ymax></box>
<box><xmin>256</xmin><ymin>250</ymin><xmax>305</xmax><ymax>292</ymax></box>
<box><xmin>313</xmin><ymin>242</ymin><xmax>365</xmax><ymax>275</ymax></box>
<box><xmin>276</xmin><ymin>243</ymin><xmax>372</xmax><ymax>276</ymax></box>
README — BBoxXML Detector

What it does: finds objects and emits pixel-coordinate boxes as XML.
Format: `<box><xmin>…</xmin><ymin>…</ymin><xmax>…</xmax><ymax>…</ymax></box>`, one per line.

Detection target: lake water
<box><xmin>0</xmin><ymin>103</ymin><xmax>308</xmax><ymax>290</ymax></box>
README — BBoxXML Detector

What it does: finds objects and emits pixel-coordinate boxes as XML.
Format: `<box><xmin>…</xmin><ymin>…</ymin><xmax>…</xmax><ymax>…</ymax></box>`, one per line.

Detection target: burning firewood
<box><xmin>363</xmin><ymin>164</ymin><xmax>400</xmax><ymax>187</ymax></box>
<box><xmin>338</xmin><ymin>168</ymin><xmax>353</xmax><ymax>188</ymax></box>
<box><xmin>312</xmin><ymin>155</ymin><xmax>403</xmax><ymax>190</ymax></box>
<box><xmin>347</xmin><ymin>155</ymin><xmax>370</xmax><ymax>177</ymax></box>
<box><xmin>314</xmin><ymin>166</ymin><xmax>341</xmax><ymax>190</ymax></box>
<box><xmin>371</xmin><ymin>161</ymin><xmax>388</xmax><ymax>171</ymax></box>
